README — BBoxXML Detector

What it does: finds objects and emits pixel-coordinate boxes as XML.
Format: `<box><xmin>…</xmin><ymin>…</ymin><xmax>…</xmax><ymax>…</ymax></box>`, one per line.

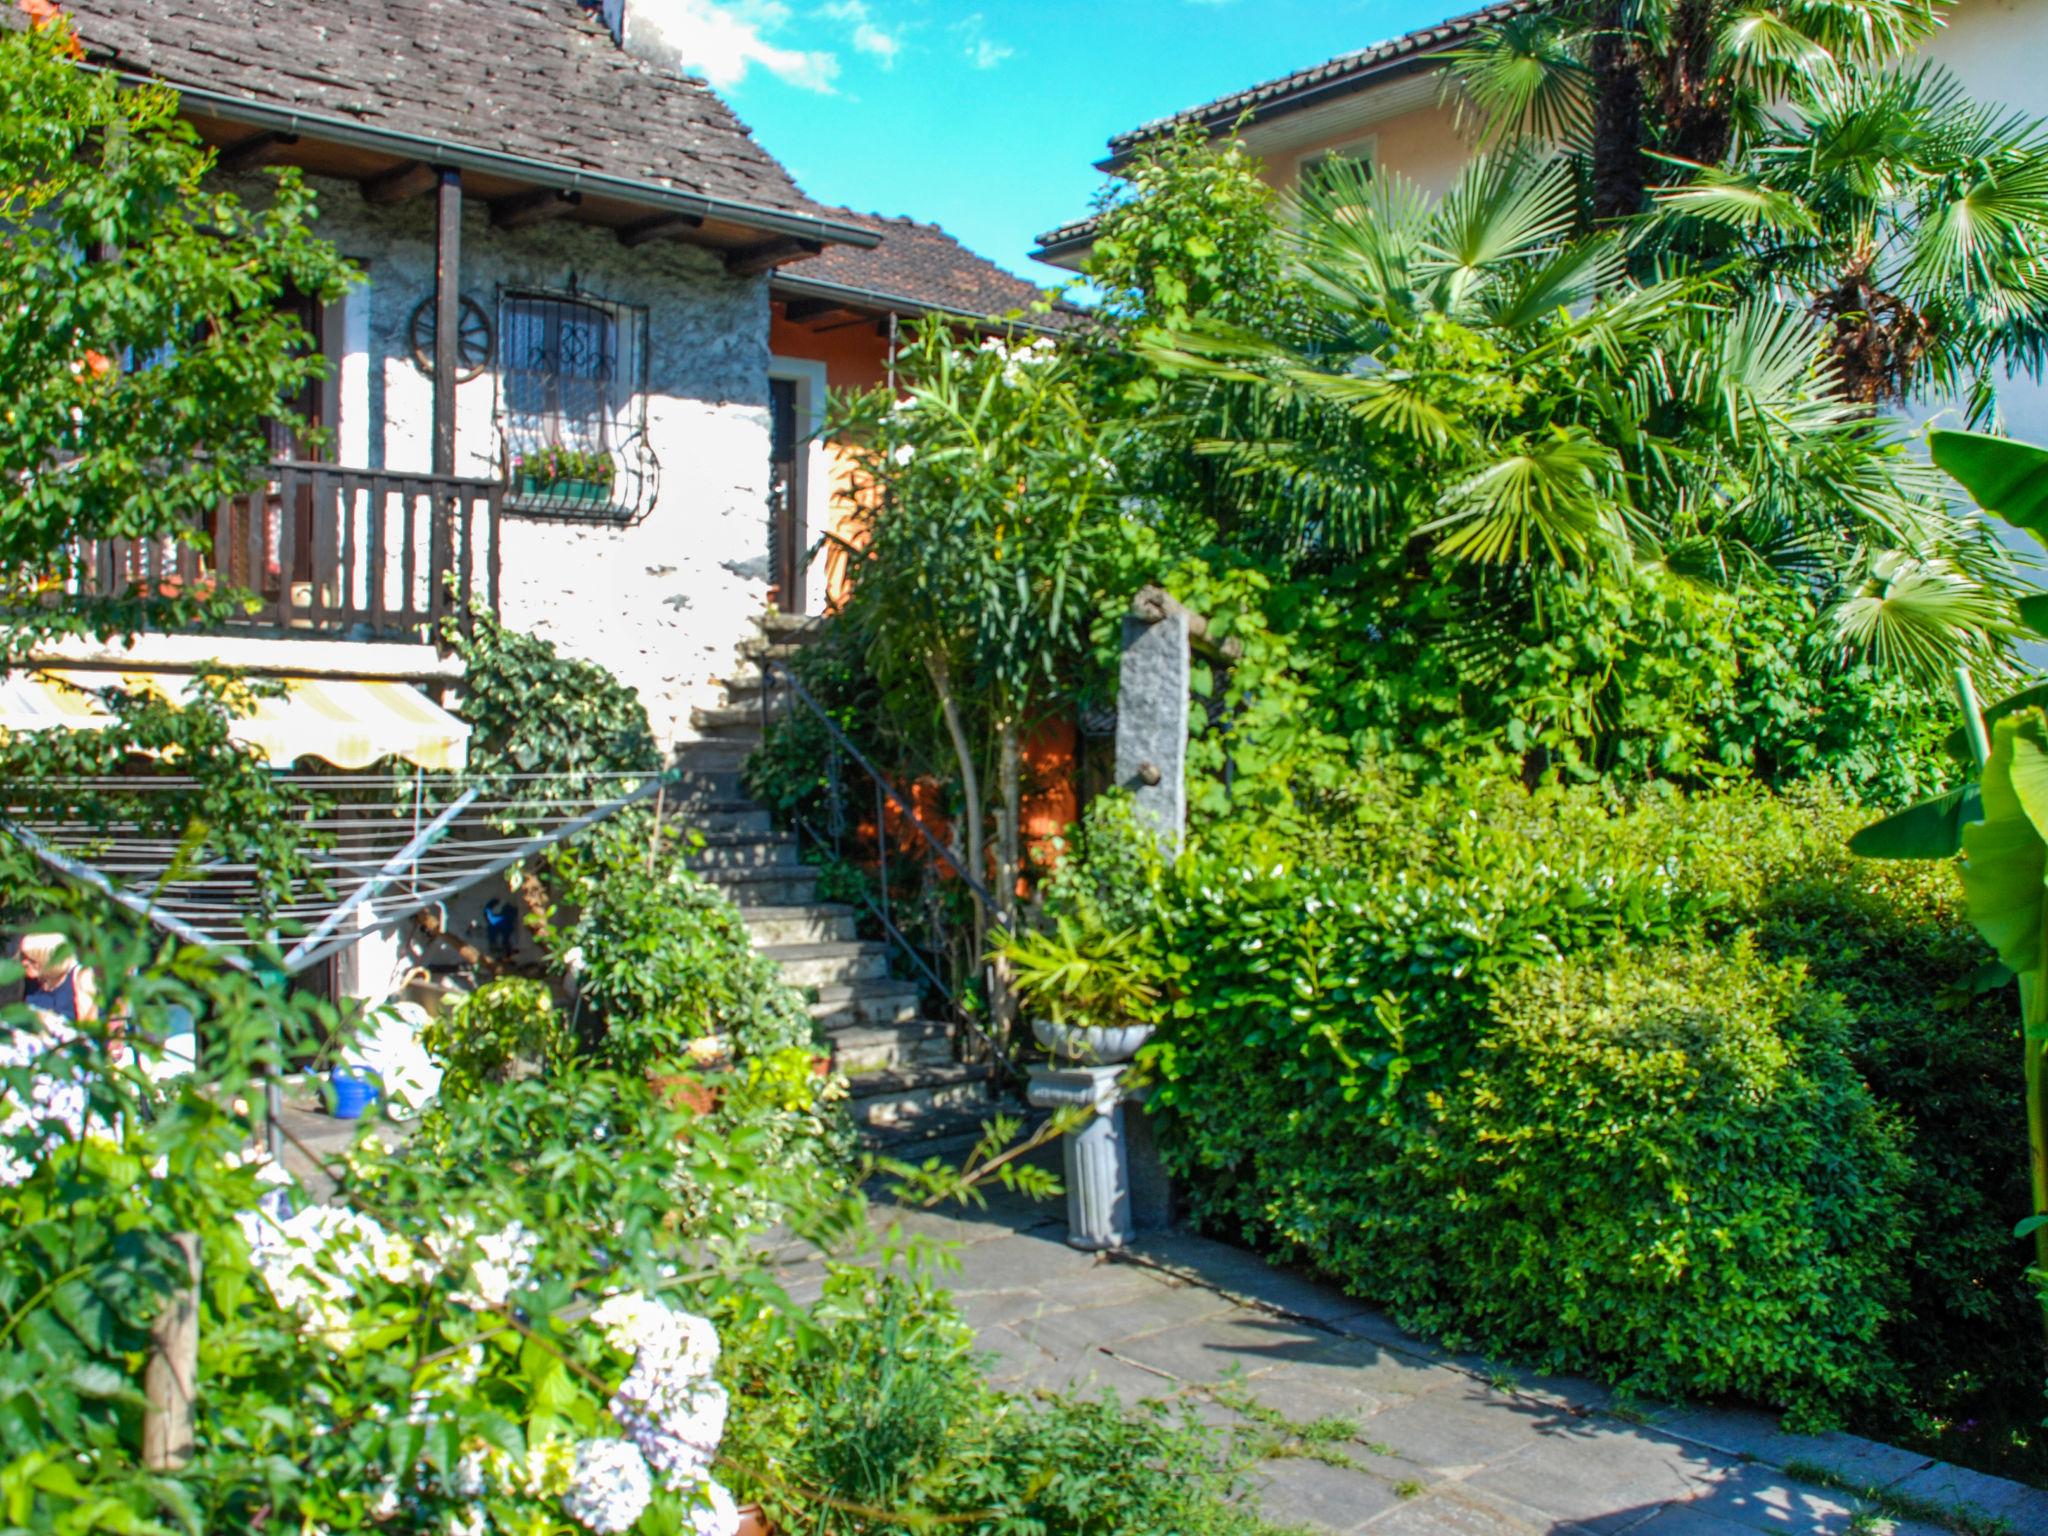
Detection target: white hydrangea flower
<box><xmin>615</xmin><ymin>1378</ymin><xmax>727</xmax><ymax>1481</ymax></box>
<box><xmin>453</xmin><ymin>1222</ymin><xmax>536</xmax><ymax>1310</ymax></box>
<box><xmin>444</xmin><ymin>1507</ymin><xmax>486</xmax><ymax>1536</ymax></box>
<box><xmin>241</xmin><ymin>1204</ymin><xmax>417</xmax><ymax>1347</ymax></box>
<box><xmin>686</xmin><ymin>1479</ymin><xmax>740</xmax><ymax>1536</ymax></box>
<box><xmin>593</xmin><ymin>1293</ymin><xmax>728</xmax><ymax>1484</ymax></box>
<box><xmin>562</xmin><ymin>1439</ymin><xmax>652</xmax><ymax>1534</ymax></box>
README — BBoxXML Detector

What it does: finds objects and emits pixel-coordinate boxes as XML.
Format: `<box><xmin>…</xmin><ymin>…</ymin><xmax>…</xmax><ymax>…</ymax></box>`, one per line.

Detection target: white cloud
<box><xmin>630</xmin><ymin>0</ymin><xmax>840</xmax><ymax>92</ymax></box>
<box><xmin>949</xmin><ymin>11</ymin><xmax>1012</xmax><ymax>69</ymax></box>
<box><xmin>818</xmin><ymin>0</ymin><xmax>902</xmax><ymax>67</ymax></box>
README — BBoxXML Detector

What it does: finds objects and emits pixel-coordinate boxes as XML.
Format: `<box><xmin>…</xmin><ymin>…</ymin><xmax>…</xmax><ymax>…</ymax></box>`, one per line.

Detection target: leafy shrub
<box><xmin>1417</xmin><ymin>941</ymin><xmax>1910</xmax><ymax>1419</ymax></box>
<box><xmin>421</xmin><ymin>975</ymin><xmax>571</xmax><ymax>1098</ymax></box>
<box><xmin>451</xmin><ymin>605</ymin><xmax>660</xmax><ymax>793</ymax></box>
<box><xmin>540</xmin><ymin>820</ymin><xmax>816</xmax><ymax>1072</ymax></box>
<box><xmin>1143</xmin><ymin>769</ymin><xmax>2033</xmax><ymax>1435</ymax></box>
<box><xmin>720</xmin><ymin>1263</ymin><xmax>1272</xmax><ymax>1535</ymax></box>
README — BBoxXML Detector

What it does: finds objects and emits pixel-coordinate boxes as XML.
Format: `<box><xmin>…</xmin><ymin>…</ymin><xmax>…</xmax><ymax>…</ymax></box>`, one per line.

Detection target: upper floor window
<box><xmin>496</xmin><ymin>289</ymin><xmax>656</xmax><ymax>523</ymax></box>
<box><xmin>1298</xmin><ymin>134</ymin><xmax>1377</xmax><ymax>198</ymax></box>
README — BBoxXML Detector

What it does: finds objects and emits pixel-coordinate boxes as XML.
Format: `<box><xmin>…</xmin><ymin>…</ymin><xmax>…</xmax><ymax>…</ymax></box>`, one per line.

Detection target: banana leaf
<box><xmin>1930</xmin><ymin>430</ymin><xmax>2048</xmax><ymax>551</ymax></box>
<box><xmin>1959</xmin><ymin>710</ymin><xmax>2048</xmax><ymax>975</ymax></box>
<box><xmin>1945</xmin><ymin>681</ymin><xmax>2048</xmax><ymax>761</ymax></box>
<box><xmin>1850</xmin><ymin>782</ymin><xmax>1982</xmax><ymax>859</ymax></box>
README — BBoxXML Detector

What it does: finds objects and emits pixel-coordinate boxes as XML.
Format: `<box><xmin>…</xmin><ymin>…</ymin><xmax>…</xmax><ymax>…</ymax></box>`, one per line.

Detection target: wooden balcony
<box><xmin>76</xmin><ymin>463</ymin><xmax>504</xmax><ymax>645</ymax></box>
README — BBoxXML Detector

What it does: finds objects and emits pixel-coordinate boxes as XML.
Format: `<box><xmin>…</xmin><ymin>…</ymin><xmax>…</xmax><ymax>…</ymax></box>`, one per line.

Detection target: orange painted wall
<box><xmin>770</xmin><ymin>301</ymin><xmax>1081</xmax><ymax>871</ymax></box>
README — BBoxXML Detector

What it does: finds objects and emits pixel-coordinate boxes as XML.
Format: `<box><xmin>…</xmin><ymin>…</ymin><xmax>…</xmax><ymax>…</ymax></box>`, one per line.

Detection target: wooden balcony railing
<box><xmin>76</xmin><ymin>462</ymin><xmax>504</xmax><ymax>644</ymax></box>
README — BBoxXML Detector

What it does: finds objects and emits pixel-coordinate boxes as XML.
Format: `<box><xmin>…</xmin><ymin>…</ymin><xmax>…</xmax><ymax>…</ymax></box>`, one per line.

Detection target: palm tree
<box><xmin>1138</xmin><ymin>153</ymin><xmax>2017</xmax><ymax>684</ymax></box>
<box><xmin>1653</xmin><ymin>66</ymin><xmax>2048</xmax><ymax>414</ymax></box>
<box><xmin>1451</xmin><ymin>2</ymin><xmax>2048</xmax><ymax>413</ymax></box>
<box><xmin>1449</xmin><ymin>0</ymin><xmax>1942</xmax><ymax>223</ymax></box>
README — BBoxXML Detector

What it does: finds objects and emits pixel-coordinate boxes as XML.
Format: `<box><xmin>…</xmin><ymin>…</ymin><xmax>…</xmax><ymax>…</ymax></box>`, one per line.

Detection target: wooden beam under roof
<box><xmin>361</xmin><ymin>161</ymin><xmax>441</xmax><ymax>206</ymax></box>
<box><xmin>617</xmin><ymin>213</ymin><xmax>704</xmax><ymax>248</ymax></box>
<box><xmin>726</xmin><ymin>237</ymin><xmax>823</xmax><ymax>276</ymax></box>
<box><xmin>218</xmin><ymin>131</ymin><xmax>299</xmax><ymax>173</ymax></box>
<box><xmin>779</xmin><ymin>295</ymin><xmax>852</xmax><ymax>323</ymax></box>
<box><xmin>489</xmin><ymin>188</ymin><xmax>583</xmax><ymax>230</ymax></box>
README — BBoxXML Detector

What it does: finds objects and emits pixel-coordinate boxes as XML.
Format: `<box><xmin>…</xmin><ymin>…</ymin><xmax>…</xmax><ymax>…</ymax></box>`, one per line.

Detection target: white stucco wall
<box><xmin>235</xmin><ymin>172</ymin><xmax>777</xmax><ymax>747</ymax></box>
<box><xmin>1917</xmin><ymin>0</ymin><xmax>2048</xmax><ymax>444</ymax></box>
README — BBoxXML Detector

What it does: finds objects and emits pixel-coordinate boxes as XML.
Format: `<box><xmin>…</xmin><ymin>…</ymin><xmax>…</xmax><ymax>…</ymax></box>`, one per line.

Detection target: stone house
<box><xmin>53</xmin><ymin>0</ymin><xmax>1052</xmax><ymax>746</ymax></box>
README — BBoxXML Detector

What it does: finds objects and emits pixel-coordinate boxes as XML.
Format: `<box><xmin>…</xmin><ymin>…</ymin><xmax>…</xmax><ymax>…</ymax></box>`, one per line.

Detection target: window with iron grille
<box><xmin>495</xmin><ymin>288</ymin><xmax>658</xmax><ymax>523</ymax></box>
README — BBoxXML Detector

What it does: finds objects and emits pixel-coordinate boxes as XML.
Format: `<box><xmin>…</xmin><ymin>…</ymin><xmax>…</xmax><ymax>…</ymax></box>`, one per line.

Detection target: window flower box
<box><xmin>514</xmin><ymin>445</ymin><xmax>615</xmax><ymax>507</ymax></box>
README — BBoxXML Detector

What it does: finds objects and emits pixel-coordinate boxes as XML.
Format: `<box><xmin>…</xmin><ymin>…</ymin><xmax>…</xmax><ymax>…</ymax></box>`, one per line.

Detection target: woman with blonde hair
<box><xmin>17</xmin><ymin>932</ymin><xmax>101</xmax><ymax>1029</ymax></box>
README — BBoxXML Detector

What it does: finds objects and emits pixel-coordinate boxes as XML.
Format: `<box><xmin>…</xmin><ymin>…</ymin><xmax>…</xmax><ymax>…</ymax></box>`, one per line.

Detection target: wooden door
<box><xmin>768</xmin><ymin>376</ymin><xmax>803</xmax><ymax>614</ymax></box>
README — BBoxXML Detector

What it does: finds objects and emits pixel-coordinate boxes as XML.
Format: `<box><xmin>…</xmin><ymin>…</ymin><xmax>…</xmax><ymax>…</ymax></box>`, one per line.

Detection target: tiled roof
<box><xmin>61</xmin><ymin>0</ymin><xmax>831</xmax><ymax>221</ymax></box>
<box><xmin>782</xmin><ymin>209</ymin><xmax>1064</xmax><ymax>322</ymax></box>
<box><xmin>1105</xmin><ymin>0</ymin><xmax>1536</xmax><ymax>158</ymax></box>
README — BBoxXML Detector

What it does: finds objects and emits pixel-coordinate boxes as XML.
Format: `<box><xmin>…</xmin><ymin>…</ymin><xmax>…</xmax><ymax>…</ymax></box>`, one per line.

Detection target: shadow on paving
<box><xmin>847</xmin><ymin>1183</ymin><xmax>2046</xmax><ymax>1536</ymax></box>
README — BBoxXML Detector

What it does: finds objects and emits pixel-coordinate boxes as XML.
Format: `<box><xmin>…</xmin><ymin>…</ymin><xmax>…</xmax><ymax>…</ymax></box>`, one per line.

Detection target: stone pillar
<box><xmin>1026</xmin><ymin>1064</ymin><xmax>1133</xmax><ymax>1251</ymax></box>
<box><xmin>1116</xmin><ymin>607</ymin><xmax>1190</xmax><ymax>857</ymax></box>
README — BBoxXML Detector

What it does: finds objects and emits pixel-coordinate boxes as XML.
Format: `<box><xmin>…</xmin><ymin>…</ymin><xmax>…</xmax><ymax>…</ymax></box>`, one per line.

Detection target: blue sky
<box><xmin>645</xmin><ymin>0</ymin><xmax>1458</xmax><ymax>283</ymax></box>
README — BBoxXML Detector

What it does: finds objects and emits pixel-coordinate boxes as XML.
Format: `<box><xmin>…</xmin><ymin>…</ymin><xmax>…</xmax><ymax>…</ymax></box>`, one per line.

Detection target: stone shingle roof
<box><xmin>1104</xmin><ymin>0</ymin><xmax>1536</xmax><ymax>159</ymax></box>
<box><xmin>785</xmin><ymin>210</ymin><xmax>1053</xmax><ymax>321</ymax></box>
<box><xmin>63</xmin><ymin>0</ymin><xmax>830</xmax><ymax>221</ymax></box>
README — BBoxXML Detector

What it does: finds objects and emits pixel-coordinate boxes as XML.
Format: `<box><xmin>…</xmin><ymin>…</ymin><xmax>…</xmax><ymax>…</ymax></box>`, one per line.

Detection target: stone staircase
<box><xmin>675</xmin><ymin>611</ymin><xmax>999</xmax><ymax>1155</ymax></box>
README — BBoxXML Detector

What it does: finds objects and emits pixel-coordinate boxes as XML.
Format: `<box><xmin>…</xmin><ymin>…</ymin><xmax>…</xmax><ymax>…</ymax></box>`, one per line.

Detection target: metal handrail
<box><xmin>760</xmin><ymin>657</ymin><xmax>1009</xmax><ymax>926</ymax></box>
<box><xmin>757</xmin><ymin>651</ymin><xmax>1022</xmax><ymax>1082</ymax></box>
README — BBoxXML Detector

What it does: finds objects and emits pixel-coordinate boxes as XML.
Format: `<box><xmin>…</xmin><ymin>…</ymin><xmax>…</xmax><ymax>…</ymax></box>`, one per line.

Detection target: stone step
<box><xmin>860</xmin><ymin>1102</ymin><xmax>1009</xmax><ymax>1160</ymax></box>
<box><xmin>692</xmin><ymin>702</ymin><xmax>785</xmax><ymax>733</ymax></box>
<box><xmin>760</xmin><ymin>610</ymin><xmax>824</xmax><ymax>639</ymax></box>
<box><xmin>808</xmin><ymin>979</ymin><xmax>921</xmax><ymax>1028</ymax></box>
<box><xmin>826</xmin><ymin>1019</ymin><xmax>958</xmax><ymax>1073</ymax></box>
<box><xmin>686</xmin><ymin>804</ymin><xmax>773</xmax><ymax>838</ymax></box>
<box><xmin>763</xmin><ymin>941</ymin><xmax>889</xmax><ymax>989</ymax></box>
<box><xmin>739</xmin><ymin>904</ymin><xmax>858</xmax><ymax>946</ymax></box>
<box><xmin>843</xmin><ymin>1062</ymin><xmax>993</xmax><ymax>1135</ymax></box>
<box><xmin>736</xmin><ymin>637</ymin><xmax>814</xmax><ymax>665</ymax></box>
<box><xmin>698</xmin><ymin>864</ymin><xmax>819</xmax><ymax>907</ymax></box>
<box><xmin>718</xmin><ymin>668</ymin><xmax>766</xmax><ymax>700</ymax></box>
<box><xmin>686</xmin><ymin>830</ymin><xmax>802</xmax><ymax>870</ymax></box>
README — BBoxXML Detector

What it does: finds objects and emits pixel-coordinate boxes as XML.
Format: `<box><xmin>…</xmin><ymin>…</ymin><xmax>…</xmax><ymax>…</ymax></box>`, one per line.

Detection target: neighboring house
<box><xmin>1034</xmin><ymin>0</ymin><xmax>2048</xmax><ymax>437</ymax></box>
<box><xmin>48</xmin><ymin>0</ymin><xmax>1048</xmax><ymax>746</ymax></box>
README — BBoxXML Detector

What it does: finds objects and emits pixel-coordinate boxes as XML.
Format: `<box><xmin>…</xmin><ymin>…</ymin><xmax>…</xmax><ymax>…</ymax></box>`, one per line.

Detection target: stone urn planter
<box><xmin>1031</xmin><ymin>1017</ymin><xmax>1154</xmax><ymax>1065</ymax></box>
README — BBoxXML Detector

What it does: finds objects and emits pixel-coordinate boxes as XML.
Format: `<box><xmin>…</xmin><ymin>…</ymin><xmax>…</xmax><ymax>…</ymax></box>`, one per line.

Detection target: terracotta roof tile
<box><xmin>788</xmin><ymin>209</ymin><xmax>1062</xmax><ymax>322</ymax></box>
<box><xmin>63</xmin><ymin>0</ymin><xmax>829</xmax><ymax>219</ymax></box>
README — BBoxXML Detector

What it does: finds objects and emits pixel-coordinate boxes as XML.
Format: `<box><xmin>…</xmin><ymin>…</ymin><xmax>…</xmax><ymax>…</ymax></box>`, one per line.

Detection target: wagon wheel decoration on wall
<box><xmin>408</xmin><ymin>295</ymin><xmax>495</xmax><ymax>382</ymax></box>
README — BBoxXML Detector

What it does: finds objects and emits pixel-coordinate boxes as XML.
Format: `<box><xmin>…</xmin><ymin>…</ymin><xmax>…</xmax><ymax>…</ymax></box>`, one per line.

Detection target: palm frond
<box><xmin>1651</xmin><ymin>164</ymin><xmax>1819</xmax><ymax>235</ymax></box>
<box><xmin>1420</xmin><ymin>430</ymin><xmax>1625</xmax><ymax>565</ymax></box>
<box><xmin>1442</xmin><ymin>17</ymin><xmax>1593</xmax><ymax>152</ymax></box>
<box><xmin>1824</xmin><ymin>547</ymin><xmax>2012</xmax><ymax>684</ymax></box>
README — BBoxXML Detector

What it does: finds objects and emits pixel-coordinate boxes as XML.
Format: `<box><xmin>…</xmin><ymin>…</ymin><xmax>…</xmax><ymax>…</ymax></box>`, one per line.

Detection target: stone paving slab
<box><xmin>839</xmin><ymin>1183</ymin><xmax>2048</xmax><ymax>1536</ymax></box>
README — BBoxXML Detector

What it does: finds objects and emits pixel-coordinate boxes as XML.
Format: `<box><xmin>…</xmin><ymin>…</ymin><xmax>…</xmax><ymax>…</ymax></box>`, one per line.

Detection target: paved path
<box><xmin>825</xmin><ymin>1183</ymin><xmax>2048</xmax><ymax>1536</ymax></box>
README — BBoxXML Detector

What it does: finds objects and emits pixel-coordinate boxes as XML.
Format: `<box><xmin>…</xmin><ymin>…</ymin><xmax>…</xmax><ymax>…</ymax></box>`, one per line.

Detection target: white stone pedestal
<box><xmin>1027</xmin><ymin>1063</ymin><xmax>1134</xmax><ymax>1251</ymax></box>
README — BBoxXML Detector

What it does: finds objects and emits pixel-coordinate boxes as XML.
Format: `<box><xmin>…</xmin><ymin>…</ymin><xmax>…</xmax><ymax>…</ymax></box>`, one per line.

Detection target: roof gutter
<box><xmin>92</xmin><ymin>66</ymin><xmax>881</xmax><ymax>250</ymax></box>
<box><xmin>769</xmin><ymin>272</ymin><xmax>1068</xmax><ymax>334</ymax></box>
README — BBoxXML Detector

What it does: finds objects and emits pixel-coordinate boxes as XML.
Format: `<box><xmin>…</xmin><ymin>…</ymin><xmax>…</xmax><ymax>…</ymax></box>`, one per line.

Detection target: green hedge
<box><xmin>1145</xmin><ymin>773</ymin><xmax>2029</xmax><ymax>1435</ymax></box>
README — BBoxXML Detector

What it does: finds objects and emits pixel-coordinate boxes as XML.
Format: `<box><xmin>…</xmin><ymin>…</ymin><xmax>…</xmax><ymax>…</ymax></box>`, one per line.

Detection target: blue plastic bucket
<box><xmin>329</xmin><ymin>1069</ymin><xmax>380</xmax><ymax>1120</ymax></box>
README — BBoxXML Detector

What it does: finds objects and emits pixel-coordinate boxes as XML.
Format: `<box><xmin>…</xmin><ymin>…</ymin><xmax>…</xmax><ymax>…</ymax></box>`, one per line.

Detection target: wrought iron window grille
<box><xmin>493</xmin><ymin>286</ymin><xmax>659</xmax><ymax>525</ymax></box>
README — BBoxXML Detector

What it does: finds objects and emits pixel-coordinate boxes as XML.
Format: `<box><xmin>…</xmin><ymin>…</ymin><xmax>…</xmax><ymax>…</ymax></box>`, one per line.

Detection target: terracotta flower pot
<box><xmin>737</xmin><ymin>1504</ymin><xmax>775</xmax><ymax>1536</ymax></box>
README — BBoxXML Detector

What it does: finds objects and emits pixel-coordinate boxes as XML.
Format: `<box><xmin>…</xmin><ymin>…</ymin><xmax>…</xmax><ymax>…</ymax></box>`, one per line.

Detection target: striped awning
<box><xmin>0</xmin><ymin>670</ymin><xmax>469</xmax><ymax>772</ymax></box>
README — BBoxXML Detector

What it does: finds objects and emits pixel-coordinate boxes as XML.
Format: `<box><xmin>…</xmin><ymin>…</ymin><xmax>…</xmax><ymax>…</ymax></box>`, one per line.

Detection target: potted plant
<box><xmin>995</xmin><ymin>915</ymin><xmax>1163</xmax><ymax>1065</ymax></box>
<box><xmin>515</xmin><ymin>444</ymin><xmax>615</xmax><ymax>507</ymax></box>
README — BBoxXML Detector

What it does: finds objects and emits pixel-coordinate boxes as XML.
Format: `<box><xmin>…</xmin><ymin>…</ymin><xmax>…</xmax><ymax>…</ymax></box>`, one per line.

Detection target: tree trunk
<box><xmin>991</xmin><ymin>714</ymin><xmax>1024</xmax><ymax>1059</ymax></box>
<box><xmin>1660</xmin><ymin>0</ymin><xmax>1732</xmax><ymax>170</ymax></box>
<box><xmin>1588</xmin><ymin>2</ymin><xmax>1648</xmax><ymax>224</ymax></box>
<box><xmin>927</xmin><ymin>651</ymin><xmax>993</xmax><ymax>1038</ymax></box>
